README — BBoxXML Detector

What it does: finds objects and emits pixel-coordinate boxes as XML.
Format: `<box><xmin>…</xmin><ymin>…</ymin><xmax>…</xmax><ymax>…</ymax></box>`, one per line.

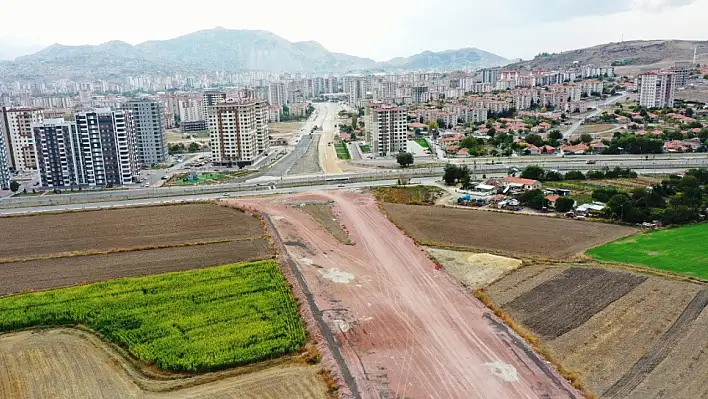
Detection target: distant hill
<box><xmin>380</xmin><ymin>48</ymin><xmax>509</xmax><ymax>70</ymax></box>
<box><xmin>0</xmin><ymin>28</ymin><xmax>508</xmax><ymax>80</ymax></box>
<box><xmin>0</xmin><ymin>38</ymin><xmax>43</xmax><ymax>61</ymax></box>
<box><xmin>508</xmin><ymin>40</ymin><xmax>708</xmax><ymax>70</ymax></box>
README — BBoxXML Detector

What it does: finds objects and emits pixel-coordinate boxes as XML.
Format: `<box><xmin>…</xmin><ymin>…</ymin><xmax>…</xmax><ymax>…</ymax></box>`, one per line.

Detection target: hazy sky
<box><xmin>0</xmin><ymin>0</ymin><xmax>706</xmax><ymax>60</ymax></box>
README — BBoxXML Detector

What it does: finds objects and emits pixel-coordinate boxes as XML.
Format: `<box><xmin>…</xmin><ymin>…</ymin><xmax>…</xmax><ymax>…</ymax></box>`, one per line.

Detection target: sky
<box><xmin>0</xmin><ymin>0</ymin><xmax>707</xmax><ymax>61</ymax></box>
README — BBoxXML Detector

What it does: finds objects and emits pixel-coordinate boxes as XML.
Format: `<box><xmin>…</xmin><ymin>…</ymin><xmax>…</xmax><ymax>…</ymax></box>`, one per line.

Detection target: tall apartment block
<box><xmin>75</xmin><ymin>109</ymin><xmax>138</xmax><ymax>187</ymax></box>
<box><xmin>32</xmin><ymin>118</ymin><xmax>84</xmax><ymax>188</ymax></box>
<box><xmin>365</xmin><ymin>105</ymin><xmax>407</xmax><ymax>157</ymax></box>
<box><xmin>268</xmin><ymin>83</ymin><xmax>287</xmax><ymax>107</ymax></box>
<box><xmin>0</xmin><ymin>130</ymin><xmax>10</xmax><ymax>189</ymax></box>
<box><xmin>202</xmin><ymin>91</ymin><xmax>226</xmax><ymax>120</ymax></box>
<box><xmin>638</xmin><ymin>72</ymin><xmax>676</xmax><ymax>108</ymax></box>
<box><xmin>122</xmin><ymin>99</ymin><xmax>168</xmax><ymax>165</ymax></box>
<box><xmin>482</xmin><ymin>68</ymin><xmax>501</xmax><ymax>86</ymax></box>
<box><xmin>208</xmin><ymin>100</ymin><xmax>269</xmax><ymax>167</ymax></box>
<box><xmin>669</xmin><ymin>61</ymin><xmax>693</xmax><ymax>88</ymax></box>
<box><xmin>1</xmin><ymin>107</ymin><xmax>44</xmax><ymax>171</ymax></box>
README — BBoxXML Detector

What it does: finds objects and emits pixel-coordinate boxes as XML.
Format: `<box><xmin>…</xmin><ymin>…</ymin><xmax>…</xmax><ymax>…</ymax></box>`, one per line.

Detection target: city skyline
<box><xmin>1</xmin><ymin>0</ymin><xmax>707</xmax><ymax>61</ymax></box>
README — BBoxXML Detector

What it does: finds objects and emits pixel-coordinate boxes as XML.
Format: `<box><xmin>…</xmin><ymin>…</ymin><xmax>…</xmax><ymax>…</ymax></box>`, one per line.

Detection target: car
<box><xmin>222</xmin><ymin>193</ymin><xmax>231</xmax><ymax>197</ymax></box>
<box><xmin>161</xmin><ymin>175</ymin><xmax>169</xmax><ymax>180</ymax></box>
<box><xmin>142</xmin><ymin>183</ymin><xmax>151</xmax><ymax>187</ymax></box>
<box><xmin>337</xmin><ymin>184</ymin><xmax>345</xmax><ymax>188</ymax></box>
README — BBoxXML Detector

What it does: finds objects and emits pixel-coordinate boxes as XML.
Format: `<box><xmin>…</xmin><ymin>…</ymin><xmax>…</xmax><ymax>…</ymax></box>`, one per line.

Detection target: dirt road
<box><xmin>316</xmin><ymin>103</ymin><xmax>343</xmax><ymax>174</ymax></box>
<box><xmin>233</xmin><ymin>191</ymin><xmax>581</xmax><ymax>398</ymax></box>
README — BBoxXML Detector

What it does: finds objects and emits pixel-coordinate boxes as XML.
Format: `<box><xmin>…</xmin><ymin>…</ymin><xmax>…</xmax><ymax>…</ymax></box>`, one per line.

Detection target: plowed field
<box><xmin>486</xmin><ymin>264</ymin><xmax>708</xmax><ymax>398</ymax></box>
<box><xmin>382</xmin><ymin>204</ymin><xmax>636</xmax><ymax>258</ymax></box>
<box><xmin>0</xmin><ymin>203</ymin><xmax>272</xmax><ymax>296</ymax></box>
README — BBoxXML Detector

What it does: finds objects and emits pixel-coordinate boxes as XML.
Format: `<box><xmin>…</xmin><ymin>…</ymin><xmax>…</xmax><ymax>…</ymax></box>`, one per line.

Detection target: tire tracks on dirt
<box><xmin>602</xmin><ymin>289</ymin><xmax>708</xmax><ymax>399</ymax></box>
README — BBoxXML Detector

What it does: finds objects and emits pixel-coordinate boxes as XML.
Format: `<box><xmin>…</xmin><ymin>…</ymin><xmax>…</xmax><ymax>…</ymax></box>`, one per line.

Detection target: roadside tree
<box><xmin>396</xmin><ymin>152</ymin><xmax>414</xmax><ymax>168</ymax></box>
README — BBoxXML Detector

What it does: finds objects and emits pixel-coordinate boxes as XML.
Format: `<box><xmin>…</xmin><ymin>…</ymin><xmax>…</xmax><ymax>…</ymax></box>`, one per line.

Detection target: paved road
<box><xmin>563</xmin><ymin>92</ymin><xmax>631</xmax><ymax>139</ymax></box>
<box><xmin>0</xmin><ymin>178</ymin><xmax>432</xmax><ymax>216</ymax></box>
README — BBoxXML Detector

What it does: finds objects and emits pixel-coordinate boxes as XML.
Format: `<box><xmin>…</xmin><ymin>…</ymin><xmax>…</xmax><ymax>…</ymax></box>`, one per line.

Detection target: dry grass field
<box><xmin>298</xmin><ymin>202</ymin><xmax>351</xmax><ymax>244</ymax></box>
<box><xmin>485</xmin><ymin>263</ymin><xmax>708</xmax><ymax>398</ymax></box>
<box><xmin>0</xmin><ymin>329</ymin><xmax>329</xmax><ymax>399</ymax></box>
<box><xmin>382</xmin><ymin>204</ymin><xmax>636</xmax><ymax>258</ymax></box>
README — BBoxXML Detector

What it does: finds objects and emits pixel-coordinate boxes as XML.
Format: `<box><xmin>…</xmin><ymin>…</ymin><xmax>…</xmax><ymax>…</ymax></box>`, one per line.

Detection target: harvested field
<box><xmin>0</xmin><ymin>203</ymin><xmax>264</xmax><ymax>260</ymax></box>
<box><xmin>504</xmin><ymin>267</ymin><xmax>647</xmax><ymax>340</ymax></box>
<box><xmin>0</xmin><ymin>240</ymin><xmax>271</xmax><ymax>297</ymax></box>
<box><xmin>0</xmin><ymin>329</ymin><xmax>328</xmax><ymax>399</ymax></box>
<box><xmin>486</xmin><ymin>263</ymin><xmax>708</xmax><ymax>398</ymax></box>
<box><xmin>426</xmin><ymin>248</ymin><xmax>522</xmax><ymax>288</ymax></box>
<box><xmin>383</xmin><ymin>204</ymin><xmax>637</xmax><ymax>258</ymax></box>
<box><xmin>298</xmin><ymin>203</ymin><xmax>351</xmax><ymax>244</ymax></box>
<box><xmin>234</xmin><ymin>192</ymin><xmax>582</xmax><ymax>399</ymax></box>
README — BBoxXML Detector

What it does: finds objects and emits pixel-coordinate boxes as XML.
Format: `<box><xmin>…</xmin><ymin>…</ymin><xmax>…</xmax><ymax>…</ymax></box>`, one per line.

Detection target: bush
<box><xmin>564</xmin><ymin>170</ymin><xmax>586</xmax><ymax>180</ymax></box>
<box><xmin>521</xmin><ymin>165</ymin><xmax>545</xmax><ymax>180</ymax></box>
<box><xmin>555</xmin><ymin>197</ymin><xmax>575</xmax><ymax>213</ymax></box>
<box><xmin>586</xmin><ymin>170</ymin><xmax>606</xmax><ymax>179</ymax></box>
<box><xmin>544</xmin><ymin>170</ymin><xmax>564</xmax><ymax>181</ymax></box>
<box><xmin>592</xmin><ymin>187</ymin><xmax>620</xmax><ymax>203</ymax></box>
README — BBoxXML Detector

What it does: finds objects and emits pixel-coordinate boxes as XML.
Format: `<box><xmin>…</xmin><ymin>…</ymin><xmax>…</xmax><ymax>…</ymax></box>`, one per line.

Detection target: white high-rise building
<box><xmin>1</xmin><ymin>107</ymin><xmax>44</xmax><ymax>171</ymax></box>
<box><xmin>208</xmin><ymin>100</ymin><xmax>270</xmax><ymax>167</ymax></box>
<box><xmin>365</xmin><ymin>105</ymin><xmax>407</xmax><ymax>157</ymax></box>
<box><xmin>202</xmin><ymin>91</ymin><xmax>226</xmax><ymax>120</ymax></box>
<box><xmin>268</xmin><ymin>83</ymin><xmax>287</xmax><ymax>107</ymax></box>
<box><xmin>638</xmin><ymin>72</ymin><xmax>676</xmax><ymax>109</ymax></box>
<box><xmin>123</xmin><ymin>99</ymin><xmax>168</xmax><ymax>165</ymax></box>
<box><xmin>75</xmin><ymin>109</ymin><xmax>138</xmax><ymax>187</ymax></box>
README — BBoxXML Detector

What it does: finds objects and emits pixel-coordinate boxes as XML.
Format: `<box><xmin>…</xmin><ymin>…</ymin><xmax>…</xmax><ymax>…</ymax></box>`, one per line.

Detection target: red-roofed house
<box><xmin>561</xmin><ymin>143</ymin><xmax>590</xmax><ymax>155</ymax></box>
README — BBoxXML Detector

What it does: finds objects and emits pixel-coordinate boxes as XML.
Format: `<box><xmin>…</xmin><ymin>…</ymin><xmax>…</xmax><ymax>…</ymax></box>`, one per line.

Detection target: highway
<box><xmin>0</xmin><ymin>178</ymin><xmax>427</xmax><ymax>216</ymax></box>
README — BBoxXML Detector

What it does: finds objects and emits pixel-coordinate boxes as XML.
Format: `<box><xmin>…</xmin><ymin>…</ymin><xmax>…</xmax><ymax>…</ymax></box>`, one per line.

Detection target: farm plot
<box><xmin>486</xmin><ymin>263</ymin><xmax>708</xmax><ymax>398</ymax></box>
<box><xmin>382</xmin><ymin>204</ymin><xmax>636</xmax><ymax>258</ymax></box>
<box><xmin>0</xmin><ymin>203</ymin><xmax>264</xmax><ymax>260</ymax></box>
<box><xmin>0</xmin><ymin>240</ymin><xmax>271</xmax><ymax>297</ymax></box>
<box><xmin>0</xmin><ymin>261</ymin><xmax>306</xmax><ymax>372</ymax></box>
<box><xmin>0</xmin><ymin>329</ymin><xmax>329</xmax><ymax>399</ymax></box>
<box><xmin>588</xmin><ymin>223</ymin><xmax>708</xmax><ymax>280</ymax></box>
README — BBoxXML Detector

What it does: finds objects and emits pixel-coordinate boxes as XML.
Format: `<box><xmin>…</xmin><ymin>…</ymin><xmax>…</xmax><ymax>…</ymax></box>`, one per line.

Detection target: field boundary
<box><xmin>0</xmin><ymin>237</ymin><xmax>268</xmax><ymax>264</ymax></box>
<box><xmin>601</xmin><ymin>289</ymin><xmax>708</xmax><ymax>398</ymax></box>
<box><xmin>474</xmin><ymin>289</ymin><xmax>598</xmax><ymax>399</ymax></box>
<box><xmin>262</xmin><ymin>214</ymin><xmax>360</xmax><ymax>399</ymax></box>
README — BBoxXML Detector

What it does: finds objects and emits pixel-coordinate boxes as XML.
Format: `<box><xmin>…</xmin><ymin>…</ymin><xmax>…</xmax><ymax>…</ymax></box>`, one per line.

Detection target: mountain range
<box><xmin>507</xmin><ymin>40</ymin><xmax>708</xmax><ymax>71</ymax></box>
<box><xmin>0</xmin><ymin>28</ymin><xmax>509</xmax><ymax>80</ymax></box>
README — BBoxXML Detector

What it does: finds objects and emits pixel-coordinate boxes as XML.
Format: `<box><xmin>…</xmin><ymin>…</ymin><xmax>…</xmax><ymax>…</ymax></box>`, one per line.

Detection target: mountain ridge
<box><xmin>0</xmin><ymin>28</ymin><xmax>509</xmax><ymax>80</ymax></box>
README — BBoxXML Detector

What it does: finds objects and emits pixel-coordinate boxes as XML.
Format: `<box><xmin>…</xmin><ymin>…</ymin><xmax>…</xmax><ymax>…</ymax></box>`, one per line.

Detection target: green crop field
<box><xmin>0</xmin><ymin>260</ymin><xmax>306</xmax><ymax>372</ymax></box>
<box><xmin>334</xmin><ymin>143</ymin><xmax>351</xmax><ymax>160</ymax></box>
<box><xmin>587</xmin><ymin>223</ymin><xmax>708</xmax><ymax>280</ymax></box>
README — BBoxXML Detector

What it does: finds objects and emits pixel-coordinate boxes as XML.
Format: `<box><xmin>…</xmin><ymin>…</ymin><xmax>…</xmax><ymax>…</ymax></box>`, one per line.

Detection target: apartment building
<box><xmin>208</xmin><ymin>100</ymin><xmax>269</xmax><ymax>167</ymax></box>
<box><xmin>638</xmin><ymin>72</ymin><xmax>676</xmax><ymax>108</ymax></box>
<box><xmin>669</xmin><ymin>61</ymin><xmax>693</xmax><ymax>88</ymax></box>
<box><xmin>268</xmin><ymin>83</ymin><xmax>287</xmax><ymax>107</ymax></box>
<box><xmin>365</xmin><ymin>105</ymin><xmax>407</xmax><ymax>157</ymax></box>
<box><xmin>482</xmin><ymin>68</ymin><xmax>501</xmax><ymax>85</ymax></box>
<box><xmin>1</xmin><ymin>107</ymin><xmax>44</xmax><ymax>170</ymax></box>
<box><xmin>75</xmin><ymin>109</ymin><xmax>138</xmax><ymax>187</ymax></box>
<box><xmin>202</xmin><ymin>91</ymin><xmax>226</xmax><ymax>119</ymax></box>
<box><xmin>32</xmin><ymin>118</ymin><xmax>83</xmax><ymax>188</ymax></box>
<box><xmin>122</xmin><ymin>99</ymin><xmax>168</xmax><ymax>165</ymax></box>
<box><xmin>0</xmin><ymin>132</ymin><xmax>9</xmax><ymax>189</ymax></box>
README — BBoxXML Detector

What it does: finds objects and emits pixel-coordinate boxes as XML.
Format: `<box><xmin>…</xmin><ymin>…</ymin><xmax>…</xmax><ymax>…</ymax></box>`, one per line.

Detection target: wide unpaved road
<box><xmin>235</xmin><ymin>191</ymin><xmax>581</xmax><ymax>399</ymax></box>
<box><xmin>316</xmin><ymin>103</ymin><xmax>343</xmax><ymax>174</ymax></box>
